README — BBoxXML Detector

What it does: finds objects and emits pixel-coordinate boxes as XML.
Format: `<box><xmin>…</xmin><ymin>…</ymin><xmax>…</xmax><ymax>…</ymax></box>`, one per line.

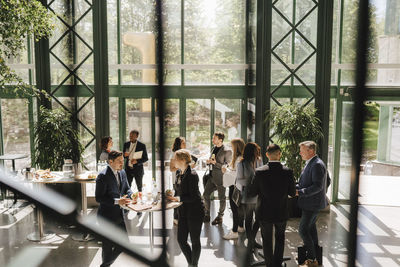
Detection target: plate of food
<box><xmin>75</xmin><ymin>172</ymin><xmax>97</xmax><ymax>181</ymax></box>
<box><xmin>35</xmin><ymin>169</ymin><xmax>57</xmax><ymax>181</ymax></box>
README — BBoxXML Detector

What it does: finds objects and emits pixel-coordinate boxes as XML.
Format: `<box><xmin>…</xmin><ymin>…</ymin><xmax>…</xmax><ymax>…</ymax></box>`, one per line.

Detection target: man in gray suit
<box><xmin>203</xmin><ymin>132</ymin><xmax>232</xmax><ymax>225</ymax></box>
<box><xmin>297</xmin><ymin>141</ymin><xmax>329</xmax><ymax>267</ymax></box>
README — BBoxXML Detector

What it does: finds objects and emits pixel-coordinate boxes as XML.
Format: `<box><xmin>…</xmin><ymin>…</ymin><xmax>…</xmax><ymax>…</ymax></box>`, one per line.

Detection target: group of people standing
<box><xmin>169</xmin><ymin>133</ymin><xmax>329</xmax><ymax>267</ymax></box>
<box><xmin>95</xmin><ymin>129</ymin><xmax>329</xmax><ymax>267</ymax></box>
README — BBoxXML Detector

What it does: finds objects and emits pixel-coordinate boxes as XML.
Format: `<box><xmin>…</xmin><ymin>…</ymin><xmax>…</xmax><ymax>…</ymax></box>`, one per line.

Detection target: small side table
<box><xmin>0</xmin><ymin>154</ymin><xmax>28</xmax><ymax>226</ymax></box>
<box><xmin>0</xmin><ymin>154</ymin><xmax>28</xmax><ymax>202</ymax></box>
<box><xmin>0</xmin><ymin>154</ymin><xmax>29</xmax><ymax>172</ymax></box>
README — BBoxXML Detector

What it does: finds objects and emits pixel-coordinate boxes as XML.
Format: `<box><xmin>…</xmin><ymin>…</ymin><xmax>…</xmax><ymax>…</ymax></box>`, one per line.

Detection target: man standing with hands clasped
<box><xmin>123</xmin><ymin>130</ymin><xmax>148</xmax><ymax>192</ymax></box>
<box><xmin>247</xmin><ymin>144</ymin><xmax>296</xmax><ymax>267</ymax></box>
<box><xmin>297</xmin><ymin>141</ymin><xmax>329</xmax><ymax>267</ymax></box>
<box><xmin>95</xmin><ymin>150</ymin><xmax>133</xmax><ymax>267</ymax></box>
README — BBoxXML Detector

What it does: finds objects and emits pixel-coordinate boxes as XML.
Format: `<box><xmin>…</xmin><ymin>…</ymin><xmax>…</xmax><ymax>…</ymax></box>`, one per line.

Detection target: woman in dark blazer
<box><xmin>167</xmin><ymin>149</ymin><xmax>204</xmax><ymax>267</ymax></box>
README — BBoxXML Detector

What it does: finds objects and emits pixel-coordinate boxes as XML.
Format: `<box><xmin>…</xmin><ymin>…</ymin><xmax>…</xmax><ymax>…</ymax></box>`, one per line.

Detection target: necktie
<box><xmin>115</xmin><ymin>171</ymin><xmax>120</xmax><ymax>190</ymax></box>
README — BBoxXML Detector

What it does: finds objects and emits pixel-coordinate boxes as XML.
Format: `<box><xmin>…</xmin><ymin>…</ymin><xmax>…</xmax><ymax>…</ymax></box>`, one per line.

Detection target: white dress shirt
<box><xmin>128</xmin><ymin>141</ymin><xmax>137</xmax><ymax>168</ymax></box>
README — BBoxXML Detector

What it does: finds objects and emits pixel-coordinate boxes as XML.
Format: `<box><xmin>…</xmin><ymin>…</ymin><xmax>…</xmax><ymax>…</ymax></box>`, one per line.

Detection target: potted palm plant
<box><xmin>33</xmin><ymin>107</ymin><xmax>84</xmax><ymax>171</ymax></box>
<box><xmin>268</xmin><ymin>103</ymin><xmax>324</xmax><ymax>216</ymax></box>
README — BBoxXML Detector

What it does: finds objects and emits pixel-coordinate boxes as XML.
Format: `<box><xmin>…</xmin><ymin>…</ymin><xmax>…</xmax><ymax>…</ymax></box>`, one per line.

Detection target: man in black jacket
<box><xmin>95</xmin><ymin>151</ymin><xmax>133</xmax><ymax>267</ymax></box>
<box><xmin>248</xmin><ymin>144</ymin><xmax>296</xmax><ymax>267</ymax></box>
<box><xmin>123</xmin><ymin>130</ymin><xmax>148</xmax><ymax>192</ymax></box>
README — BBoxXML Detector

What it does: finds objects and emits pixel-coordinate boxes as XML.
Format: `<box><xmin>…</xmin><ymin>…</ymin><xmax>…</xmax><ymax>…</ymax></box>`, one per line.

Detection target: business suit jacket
<box><xmin>210</xmin><ymin>145</ymin><xmax>232</xmax><ymax>186</ymax></box>
<box><xmin>95</xmin><ymin>166</ymin><xmax>133</xmax><ymax>223</ymax></box>
<box><xmin>248</xmin><ymin>162</ymin><xmax>296</xmax><ymax>222</ymax></box>
<box><xmin>123</xmin><ymin>140</ymin><xmax>149</xmax><ymax>176</ymax></box>
<box><xmin>176</xmin><ymin>166</ymin><xmax>205</xmax><ymax>219</ymax></box>
<box><xmin>297</xmin><ymin>156</ymin><xmax>329</xmax><ymax>211</ymax></box>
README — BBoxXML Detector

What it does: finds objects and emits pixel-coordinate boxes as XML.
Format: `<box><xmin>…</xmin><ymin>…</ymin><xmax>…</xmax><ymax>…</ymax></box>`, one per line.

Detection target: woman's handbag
<box><xmin>202</xmin><ymin>168</ymin><xmax>212</xmax><ymax>188</ymax></box>
<box><xmin>232</xmin><ymin>186</ymin><xmax>241</xmax><ymax>206</ymax></box>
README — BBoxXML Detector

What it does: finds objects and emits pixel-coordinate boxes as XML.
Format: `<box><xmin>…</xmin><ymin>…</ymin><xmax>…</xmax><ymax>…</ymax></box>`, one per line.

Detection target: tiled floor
<box><xmin>1</xmin><ymin>199</ymin><xmax>400</xmax><ymax>267</ymax></box>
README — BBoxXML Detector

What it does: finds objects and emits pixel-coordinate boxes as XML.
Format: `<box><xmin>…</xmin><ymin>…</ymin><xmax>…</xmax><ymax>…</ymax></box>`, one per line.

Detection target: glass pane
<box><xmin>215</xmin><ymin>99</ymin><xmax>241</xmax><ymax>142</ymax></box>
<box><xmin>390</xmin><ymin>106</ymin><xmax>400</xmax><ymax>162</ymax></box>
<box><xmin>359</xmin><ymin>103</ymin><xmax>400</xmax><ymax>207</ymax></box>
<box><xmin>49</xmin><ymin>0</ymin><xmax>74</xmax><ymax>86</ymax></box>
<box><xmin>108</xmin><ymin>0</ymin><xmax>118</xmax><ymax>66</ymax></box>
<box><xmin>125</xmin><ymin>98</ymin><xmax>152</xmax><ymax>176</ymax></box>
<box><xmin>341</xmin><ymin>0</ymin><xmax>358</xmax><ymax>64</ymax></box>
<box><xmin>372</xmin><ymin>0</ymin><xmax>400</xmax><ymax>86</ymax></box>
<box><xmin>52</xmin><ymin>97</ymin><xmax>75</xmax><ymax>113</ymax></box>
<box><xmin>338</xmin><ymin>101</ymin><xmax>353</xmax><ymax>200</ymax></box>
<box><xmin>186</xmin><ymin>99</ymin><xmax>211</xmax><ymax>158</ymax></box>
<box><xmin>184</xmin><ymin>0</ymin><xmax>246</xmax><ymax>84</ymax></box>
<box><xmin>109</xmin><ymin>97</ymin><xmax>119</xmax><ymax>149</ymax></box>
<box><xmin>328</xmin><ymin>99</ymin><xmax>336</xmax><ymax>176</ymax></box>
<box><xmin>185</xmin><ymin>70</ymin><xmax>245</xmax><ymax>85</ymax></box>
<box><xmin>6</xmin><ymin>38</ymin><xmax>31</xmax><ymax>84</ymax></box>
<box><xmin>155</xmin><ymin>99</ymin><xmax>179</xmax><ymax>190</ymax></box>
<box><xmin>247</xmin><ymin>98</ymin><xmax>256</xmax><ymax>142</ymax></box>
<box><xmin>77</xmin><ymin>97</ymin><xmax>96</xmax><ymax>170</ymax></box>
<box><xmin>120</xmin><ymin>0</ymin><xmax>156</xmax><ymax>85</ymax></box>
<box><xmin>164</xmin><ymin>99</ymin><xmax>180</xmax><ymax>156</ymax></box>
<box><xmin>1</xmin><ymin>99</ymin><xmax>31</xmax><ymax>171</ymax></box>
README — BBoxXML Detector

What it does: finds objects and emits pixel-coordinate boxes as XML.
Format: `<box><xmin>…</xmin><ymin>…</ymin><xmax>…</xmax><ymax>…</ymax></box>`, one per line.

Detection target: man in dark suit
<box><xmin>123</xmin><ymin>130</ymin><xmax>148</xmax><ymax>192</ymax></box>
<box><xmin>203</xmin><ymin>132</ymin><xmax>232</xmax><ymax>225</ymax></box>
<box><xmin>248</xmin><ymin>144</ymin><xmax>295</xmax><ymax>267</ymax></box>
<box><xmin>297</xmin><ymin>141</ymin><xmax>329</xmax><ymax>267</ymax></box>
<box><xmin>95</xmin><ymin>150</ymin><xmax>133</xmax><ymax>267</ymax></box>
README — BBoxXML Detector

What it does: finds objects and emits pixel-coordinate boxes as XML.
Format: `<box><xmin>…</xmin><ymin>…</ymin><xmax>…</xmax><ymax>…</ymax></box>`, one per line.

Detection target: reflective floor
<box><xmin>1</xmin><ymin>200</ymin><xmax>400</xmax><ymax>267</ymax></box>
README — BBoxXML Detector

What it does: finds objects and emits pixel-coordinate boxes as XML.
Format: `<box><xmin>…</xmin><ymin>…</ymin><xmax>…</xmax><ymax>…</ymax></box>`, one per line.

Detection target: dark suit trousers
<box><xmin>228</xmin><ymin>185</ymin><xmax>243</xmax><ymax>232</ymax></box>
<box><xmin>299</xmin><ymin>209</ymin><xmax>319</xmax><ymax>260</ymax></box>
<box><xmin>101</xmin><ymin>220</ymin><xmax>127</xmax><ymax>267</ymax></box>
<box><xmin>260</xmin><ymin>220</ymin><xmax>287</xmax><ymax>267</ymax></box>
<box><xmin>177</xmin><ymin>216</ymin><xmax>203</xmax><ymax>266</ymax></box>
<box><xmin>125</xmin><ymin>167</ymin><xmax>143</xmax><ymax>192</ymax></box>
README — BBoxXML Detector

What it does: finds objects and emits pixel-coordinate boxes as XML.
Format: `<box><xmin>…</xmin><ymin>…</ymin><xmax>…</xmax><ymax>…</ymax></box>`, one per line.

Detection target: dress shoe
<box><xmin>223</xmin><ymin>230</ymin><xmax>238</xmax><ymax>240</ymax></box>
<box><xmin>211</xmin><ymin>216</ymin><xmax>223</xmax><ymax>225</ymax></box>
<box><xmin>299</xmin><ymin>259</ymin><xmax>318</xmax><ymax>267</ymax></box>
<box><xmin>203</xmin><ymin>215</ymin><xmax>210</xmax><ymax>223</ymax></box>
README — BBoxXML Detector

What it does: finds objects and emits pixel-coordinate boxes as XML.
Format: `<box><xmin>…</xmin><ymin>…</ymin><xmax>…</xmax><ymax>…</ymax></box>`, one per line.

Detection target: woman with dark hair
<box><xmin>167</xmin><ymin>149</ymin><xmax>204</xmax><ymax>267</ymax></box>
<box><xmin>222</xmin><ymin>138</ymin><xmax>245</xmax><ymax>240</ymax></box>
<box><xmin>170</xmin><ymin>137</ymin><xmax>198</xmax><ymax>169</ymax></box>
<box><xmin>99</xmin><ymin>136</ymin><xmax>113</xmax><ymax>161</ymax></box>
<box><xmin>236</xmin><ymin>142</ymin><xmax>262</xmax><ymax>249</ymax></box>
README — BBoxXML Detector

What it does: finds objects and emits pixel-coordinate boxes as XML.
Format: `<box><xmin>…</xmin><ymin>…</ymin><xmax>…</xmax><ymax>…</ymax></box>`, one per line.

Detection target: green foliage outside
<box><xmin>362</xmin><ymin>102</ymin><xmax>379</xmax><ymax>161</ymax></box>
<box><xmin>0</xmin><ymin>0</ymin><xmax>55</xmax><ymax>96</ymax></box>
<box><xmin>34</xmin><ymin>107</ymin><xmax>84</xmax><ymax>170</ymax></box>
<box><xmin>268</xmin><ymin>104</ymin><xmax>324</xmax><ymax>180</ymax></box>
<box><xmin>340</xmin><ymin>0</ymin><xmax>380</xmax><ymax>84</ymax></box>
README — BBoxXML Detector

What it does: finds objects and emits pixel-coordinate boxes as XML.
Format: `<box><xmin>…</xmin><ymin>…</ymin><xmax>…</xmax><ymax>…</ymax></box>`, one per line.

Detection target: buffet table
<box><xmin>26</xmin><ymin>172</ymin><xmax>96</xmax><ymax>242</ymax></box>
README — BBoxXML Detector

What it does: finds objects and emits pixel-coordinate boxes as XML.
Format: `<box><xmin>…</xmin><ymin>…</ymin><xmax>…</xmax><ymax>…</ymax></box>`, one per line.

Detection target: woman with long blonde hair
<box><xmin>222</xmin><ymin>138</ymin><xmax>245</xmax><ymax>240</ymax></box>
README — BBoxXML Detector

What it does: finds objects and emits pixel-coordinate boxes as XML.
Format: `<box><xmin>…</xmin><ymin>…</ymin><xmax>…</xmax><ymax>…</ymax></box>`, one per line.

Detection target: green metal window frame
<box><xmin>1</xmin><ymin>0</ymin><xmax>400</xmax><ymax>204</ymax></box>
